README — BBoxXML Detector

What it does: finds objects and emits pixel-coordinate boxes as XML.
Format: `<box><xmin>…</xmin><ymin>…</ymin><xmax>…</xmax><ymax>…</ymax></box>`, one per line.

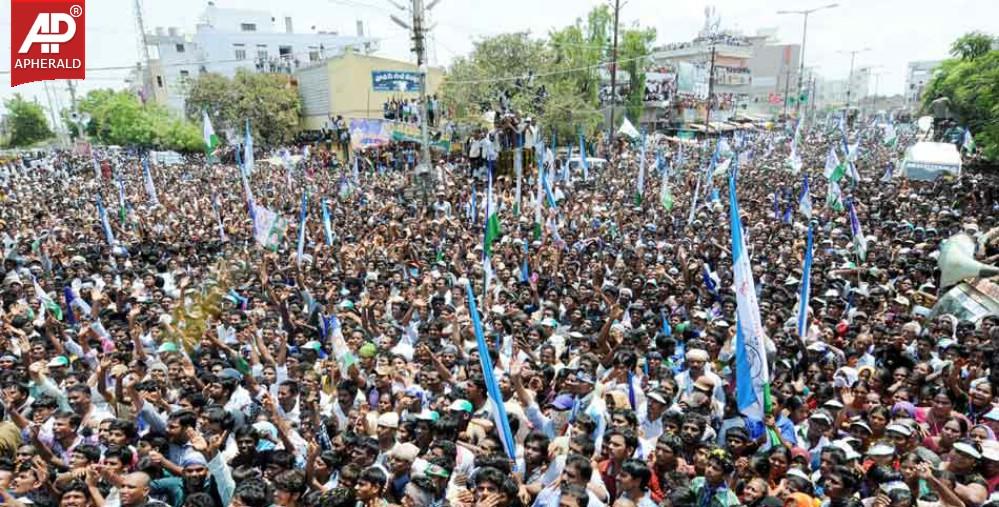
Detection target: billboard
<box><xmin>372</xmin><ymin>71</ymin><xmax>423</xmax><ymax>92</ymax></box>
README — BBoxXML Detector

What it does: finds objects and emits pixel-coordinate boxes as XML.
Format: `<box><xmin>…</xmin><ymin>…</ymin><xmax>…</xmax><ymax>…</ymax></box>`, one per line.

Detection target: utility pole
<box><xmin>133</xmin><ymin>0</ymin><xmax>152</xmax><ymax>99</ymax></box>
<box><xmin>777</xmin><ymin>4</ymin><xmax>838</xmax><ymax>116</ymax></box>
<box><xmin>608</xmin><ymin>0</ymin><xmax>621</xmax><ymax>140</ymax></box>
<box><xmin>809</xmin><ymin>74</ymin><xmax>816</xmax><ymax>122</ymax></box>
<box><xmin>66</xmin><ymin>80</ymin><xmax>77</xmax><ymax>140</ymax></box>
<box><xmin>390</xmin><ymin>0</ymin><xmax>440</xmax><ymax>202</ymax></box>
<box><xmin>42</xmin><ymin>82</ymin><xmax>65</xmax><ymax>147</ymax></box>
<box><xmin>704</xmin><ymin>44</ymin><xmax>716</xmax><ymax>135</ymax></box>
<box><xmin>841</xmin><ymin>47</ymin><xmax>870</xmax><ymax>114</ymax></box>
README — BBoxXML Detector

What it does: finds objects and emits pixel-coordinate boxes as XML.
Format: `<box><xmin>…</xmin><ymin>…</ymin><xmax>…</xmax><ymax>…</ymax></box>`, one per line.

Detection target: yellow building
<box><xmin>296</xmin><ymin>52</ymin><xmax>444</xmax><ymax>130</ymax></box>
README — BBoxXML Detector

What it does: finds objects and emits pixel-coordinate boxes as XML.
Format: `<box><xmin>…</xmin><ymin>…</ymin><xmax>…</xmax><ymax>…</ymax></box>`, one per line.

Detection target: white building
<box><xmin>904</xmin><ymin>60</ymin><xmax>943</xmax><ymax>110</ymax></box>
<box><xmin>137</xmin><ymin>3</ymin><xmax>378</xmax><ymax>115</ymax></box>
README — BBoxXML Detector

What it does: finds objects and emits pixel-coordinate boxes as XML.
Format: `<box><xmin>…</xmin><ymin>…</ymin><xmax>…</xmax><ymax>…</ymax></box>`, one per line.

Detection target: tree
<box><xmin>619</xmin><ymin>27</ymin><xmax>657</xmax><ymax>127</ymax></box>
<box><xmin>439</xmin><ymin>33</ymin><xmax>552</xmax><ymax>122</ymax></box>
<box><xmin>73</xmin><ymin>89</ymin><xmax>202</xmax><ymax>152</ymax></box>
<box><xmin>950</xmin><ymin>31</ymin><xmax>995</xmax><ymax>61</ymax></box>
<box><xmin>924</xmin><ymin>32</ymin><xmax>999</xmax><ymax>161</ymax></box>
<box><xmin>184</xmin><ymin>70</ymin><xmax>302</xmax><ymax>146</ymax></box>
<box><xmin>3</xmin><ymin>94</ymin><xmax>53</xmax><ymax>147</ymax></box>
<box><xmin>437</xmin><ymin>6</ymin><xmax>654</xmax><ymax>140</ymax></box>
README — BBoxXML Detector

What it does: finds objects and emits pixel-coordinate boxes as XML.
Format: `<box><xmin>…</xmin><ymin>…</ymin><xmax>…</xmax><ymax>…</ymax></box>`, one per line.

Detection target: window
<box><xmin>279</xmin><ymin>45</ymin><xmax>293</xmax><ymax>59</ymax></box>
<box><xmin>234</xmin><ymin>44</ymin><xmax>246</xmax><ymax>60</ymax></box>
<box><xmin>199</xmin><ymin>65</ymin><xmax>207</xmax><ymax>74</ymax></box>
<box><xmin>175</xmin><ymin>43</ymin><xmax>185</xmax><ymax>53</ymax></box>
<box><xmin>240</xmin><ymin>23</ymin><xmax>257</xmax><ymax>32</ymax></box>
<box><xmin>179</xmin><ymin>70</ymin><xmax>190</xmax><ymax>79</ymax></box>
<box><xmin>308</xmin><ymin>49</ymin><xmax>320</xmax><ymax>62</ymax></box>
<box><xmin>257</xmin><ymin>44</ymin><xmax>268</xmax><ymax>60</ymax></box>
<box><xmin>156</xmin><ymin>75</ymin><xmax>164</xmax><ymax>88</ymax></box>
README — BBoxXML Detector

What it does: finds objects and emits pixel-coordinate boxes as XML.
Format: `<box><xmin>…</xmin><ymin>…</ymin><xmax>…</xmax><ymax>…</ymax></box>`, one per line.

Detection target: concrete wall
<box><xmin>299</xmin><ymin>53</ymin><xmax>444</xmax><ymax>130</ymax></box>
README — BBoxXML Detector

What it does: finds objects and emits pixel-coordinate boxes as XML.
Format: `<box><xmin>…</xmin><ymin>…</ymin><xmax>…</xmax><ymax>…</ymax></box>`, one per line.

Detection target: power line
<box><xmin>442</xmin><ymin>49</ymin><xmax>660</xmax><ymax>85</ymax></box>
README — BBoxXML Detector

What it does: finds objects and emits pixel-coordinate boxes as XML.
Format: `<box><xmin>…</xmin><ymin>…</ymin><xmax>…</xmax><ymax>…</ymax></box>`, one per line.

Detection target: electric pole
<box><xmin>66</xmin><ymin>80</ymin><xmax>78</xmax><ymax>140</ymax></box>
<box><xmin>390</xmin><ymin>0</ymin><xmax>440</xmax><ymax>202</ymax></box>
<box><xmin>841</xmin><ymin>47</ymin><xmax>870</xmax><ymax>114</ymax></box>
<box><xmin>133</xmin><ymin>0</ymin><xmax>152</xmax><ymax>99</ymax></box>
<box><xmin>704</xmin><ymin>44</ymin><xmax>716</xmax><ymax>135</ymax></box>
<box><xmin>777</xmin><ymin>3</ymin><xmax>838</xmax><ymax>116</ymax></box>
<box><xmin>608</xmin><ymin>0</ymin><xmax>621</xmax><ymax>141</ymax></box>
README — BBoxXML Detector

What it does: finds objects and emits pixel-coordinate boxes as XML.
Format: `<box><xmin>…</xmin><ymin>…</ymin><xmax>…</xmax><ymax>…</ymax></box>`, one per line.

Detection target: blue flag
<box><xmin>729</xmin><ymin>173</ymin><xmax>771</xmax><ymax>420</ymax></box>
<box><xmin>322</xmin><ymin>199</ymin><xmax>334</xmax><ymax>246</ymax></box>
<box><xmin>797</xmin><ymin>224</ymin><xmax>813</xmax><ymax>343</ymax></box>
<box><xmin>63</xmin><ymin>287</ymin><xmax>77</xmax><ymax>326</ymax></box>
<box><xmin>465</xmin><ymin>281</ymin><xmax>518</xmax><ymax>466</ymax></box>
<box><xmin>142</xmin><ymin>157</ymin><xmax>159</xmax><ymax>206</ymax></box>
<box><xmin>296</xmin><ymin>192</ymin><xmax>309</xmax><ymax>266</ymax></box>
<box><xmin>244</xmin><ymin>119</ymin><xmax>255</xmax><ymax>174</ymax></box>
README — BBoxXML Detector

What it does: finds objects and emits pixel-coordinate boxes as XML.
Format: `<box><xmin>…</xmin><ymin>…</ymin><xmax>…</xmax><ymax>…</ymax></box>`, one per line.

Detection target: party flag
<box><xmin>579</xmin><ymin>132</ymin><xmax>589</xmax><ymax>181</ymax></box>
<box><xmin>33</xmin><ymin>277</ymin><xmax>62</xmax><ymax>321</ymax></box>
<box><xmin>117</xmin><ymin>179</ymin><xmax>128</xmax><ymax>224</ymax></box>
<box><xmin>729</xmin><ymin>172</ymin><xmax>771</xmax><ymax>420</ymax></box>
<box><xmin>465</xmin><ymin>281</ymin><xmax>518</xmax><ymax>466</ymax></box>
<box><xmin>142</xmin><ymin>157</ymin><xmax>159</xmax><ymax>206</ymax></box>
<box><xmin>243</xmin><ymin>119</ymin><xmax>255</xmax><ymax>174</ymax></box>
<box><xmin>63</xmin><ymin>287</ymin><xmax>77</xmax><ymax>325</ymax></box>
<box><xmin>798</xmin><ymin>174</ymin><xmax>812</xmax><ymax>219</ymax></box>
<box><xmin>797</xmin><ymin>224</ymin><xmax>813</xmax><ymax>343</ymax></box>
<box><xmin>296</xmin><ymin>191</ymin><xmax>309</xmax><ymax>266</ymax></box>
<box><xmin>848</xmin><ymin>199</ymin><xmax>868</xmax><ymax>262</ymax></box>
<box><xmin>826</xmin><ymin>179</ymin><xmax>845</xmax><ymax>212</ymax></box>
<box><xmin>96</xmin><ymin>195</ymin><xmax>116</xmax><ymax>247</ymax></box>
<box><xmin>533</xmin><ymin>143</ymin><xmax>546</xmax><ymax>241</ymax></box>
<box><xmin>203</xmin><ymin>111</ymin><xmax>219</xmax><ymax>157</ymax></box>
<box><xmin>635</xmin><ymin>133</ymin><xmax>646</xmax><ymax>206</ymax></box>
<box><xmin>252</xmin><ymin>205</ymin><xmax>288</xmax><ymax>251</ymax></box>
<box><xmin>659</xmin><ymin>166</ymin><xmax>673</xmax><ymax>211</ymax></box>
<box><xmin>513</xmin><ymin>146</ymin><xmax>523</xmax><ymax>215</ymax></box>
<box><xmin>322</xmin><ymin>199</ymin><xmax>334</xmax><ymax>246</ymax></box>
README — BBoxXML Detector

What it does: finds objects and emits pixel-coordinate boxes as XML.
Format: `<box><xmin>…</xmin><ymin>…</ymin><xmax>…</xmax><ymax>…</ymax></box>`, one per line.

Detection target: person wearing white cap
<box><xmin>673</xmin><ymin>349</ymin><xmax>725</xmax><ymax>407</ymax></box>
<box><xmin>941</xmin><ymin>440</ymin><xmax>988</xmax><ymax>505</ymax></box>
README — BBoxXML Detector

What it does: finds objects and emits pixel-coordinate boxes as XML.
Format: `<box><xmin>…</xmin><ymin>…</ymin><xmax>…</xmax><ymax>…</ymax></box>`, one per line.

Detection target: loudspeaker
<box><xmin>938</xmin><ymin>233</ymin><xmax>999</xmax><ymax>288</ymax></box>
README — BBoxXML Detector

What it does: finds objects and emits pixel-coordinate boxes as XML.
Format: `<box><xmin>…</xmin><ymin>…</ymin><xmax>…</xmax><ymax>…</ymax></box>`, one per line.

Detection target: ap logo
<box><xmin>10</xmin><ymin>0</ymin><xmax>86</xmax><ymax>86</ymax></box>
<box><xmin>19</xmin><ymin>12</ymin><xmax>78</xmax><ymax>54</ymax></box>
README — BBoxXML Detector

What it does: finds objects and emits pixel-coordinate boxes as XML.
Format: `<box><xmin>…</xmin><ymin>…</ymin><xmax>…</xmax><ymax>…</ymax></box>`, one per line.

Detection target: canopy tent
<box><xmin>901</xmin><ymin>142</ymin><xmax>962</xmax><ymax>181</ymax></box>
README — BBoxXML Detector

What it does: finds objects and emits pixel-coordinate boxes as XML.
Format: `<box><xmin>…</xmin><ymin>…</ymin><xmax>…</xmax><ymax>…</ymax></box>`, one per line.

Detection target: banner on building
<box><xmin>372</xmin><ymin>71</ymin><xmax>423</xmax><ymax>92</ymax></box>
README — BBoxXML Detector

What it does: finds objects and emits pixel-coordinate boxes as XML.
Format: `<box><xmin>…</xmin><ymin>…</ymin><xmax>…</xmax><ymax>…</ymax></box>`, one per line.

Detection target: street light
<box><xmin>777</xmin><ymin>3</ymin><xmax>838</xmax><ymax>116</ymax></box>
<box><xmin>838</xmin><ymin>47</ymin><xmax>871</xmax><ymax>112</ymax></box>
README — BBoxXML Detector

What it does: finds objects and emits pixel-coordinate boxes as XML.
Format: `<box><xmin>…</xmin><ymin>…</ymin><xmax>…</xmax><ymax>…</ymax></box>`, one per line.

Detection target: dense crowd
<box><xmin>0</xmin><ymin>116</ymin><xmax>997</xmax><ymax>507</ymax></box>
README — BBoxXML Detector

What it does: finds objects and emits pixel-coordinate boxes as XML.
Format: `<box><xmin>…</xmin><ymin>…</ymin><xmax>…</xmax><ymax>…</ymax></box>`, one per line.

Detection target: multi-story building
<box><xmin>744</xmin><ymin>29</ymin><xmax>800</xmax><ymax>118</ymax></box>
<box><xmin>651</xmin><ymin>30</ymin><xmax>755</xmax><ymax>129</ymax></box>
<box><xmin>134</xmin><ymin>3</ymin><xmax>377</xmax><ymax>115</ymax></box>
<box><xmin>904</xmin><ymin>60</ymin><xmax>943</xmax><ymax>111</ymax></box>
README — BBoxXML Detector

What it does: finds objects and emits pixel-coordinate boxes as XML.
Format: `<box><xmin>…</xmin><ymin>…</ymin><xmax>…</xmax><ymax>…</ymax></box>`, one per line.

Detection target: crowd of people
<box><xmin>383</xmin><ymin>96</ymin><xmax>443</xmax><ymax>128</ymax></box>
<box><xmin>0</xmin><ymin>113</ymin><xmax>997</xmax><ymax>507</ymax></box>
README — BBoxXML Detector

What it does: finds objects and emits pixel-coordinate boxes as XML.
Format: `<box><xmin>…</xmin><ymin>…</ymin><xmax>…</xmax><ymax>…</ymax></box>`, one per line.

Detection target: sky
<box><xmin>1</xmin><ymin>0</ymin><xmax>997</xmax><ymax>122</ymax></box>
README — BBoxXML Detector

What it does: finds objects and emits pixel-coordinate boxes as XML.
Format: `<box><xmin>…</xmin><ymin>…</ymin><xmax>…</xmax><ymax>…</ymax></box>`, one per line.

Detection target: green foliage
<box><xmin>73</xmin><ymin>89</ymin><xmax>202</xmax><ymax>152</ymax></box>
<box><xmin>184</xmin><ymin>70</ymin><xmax>302</xmax><ymax>147</ymax></box>
<box><xmin>619</xmin><ymin>27</ymin><xmax>657</xmax><ymax>126</ymax></box>
<box><xmin>3</xmin><ymin>94</ymin><xmax>53</xmax><ymax>147</ymax></box>
<box><xmin>923</xmin><ymin>32</ymin><xmax>999</xmax><ymax>161</ymax></box>
<box><xmin>950</xmin><ymin>31</ymin><xmax>995</xmax><ymax>61</ymax></box>
<box><xmin>438</xmin><ymin>5</ymin><xmax>654</xmax><ymax>139</ymax></box>
<box><xmin>439</xmin><ymin>33</ymin><xmax>551</xmax><ymax>122</ymax></box>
